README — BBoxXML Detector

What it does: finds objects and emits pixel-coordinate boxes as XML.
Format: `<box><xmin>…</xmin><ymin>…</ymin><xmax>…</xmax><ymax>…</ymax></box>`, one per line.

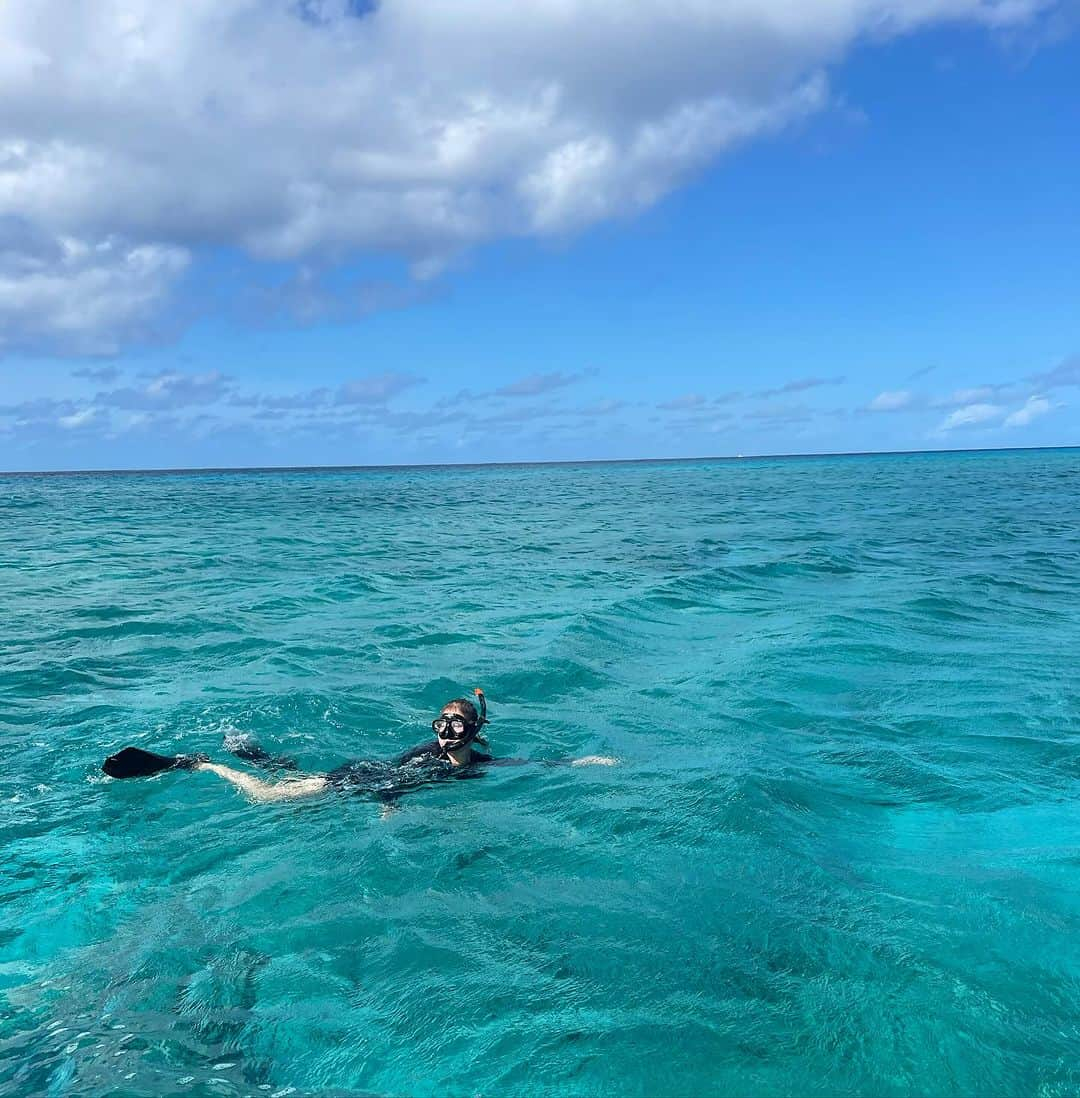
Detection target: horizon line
<box><xmin>1</xmin><ymin>442</ymin><xmax>1076</xmax><ymax>477</ymax></box>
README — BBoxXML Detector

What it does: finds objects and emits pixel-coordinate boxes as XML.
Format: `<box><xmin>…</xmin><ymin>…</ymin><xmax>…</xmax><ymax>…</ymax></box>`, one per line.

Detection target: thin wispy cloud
<box><xmin>0</xmin><ymin>397</ymin><xmax>79</xmax><ymax>421</ymax></box>
<box><xmin>334</xmin><ymin>373</ymin><xmax>425</xmax><ymax>405</ymax></box>
<box><xmin>1029</xmin><ymin>355</ymin><xmax>1080</xmax><ymax>389</ymax></box>
<box><xmin>57</xmin><ymin>407</ymin><xmax>100</xmax><ymax>431</ymax></box>
<box><xmin>476</xmin><ymin>401</ymin><xmax>569</xmax><ymax>427</ymax></box>
<box><xmin>937</xmin><ymin>402</ymin><xmax>1006</xmax><ymax>431</ymax></box>
<box><xmin>866</xmin><ymin>389</ymin><xmax>916</xmax><ymax>412</ymax></box>
<box><xmin>744</xmin><ymin>403</ymin><xmax>815</xmax><ymax>425</ymax></box>
<box><xmin>495</xmin><ymin>372</ymin><xmax>580</xmax><ymax>398</ymax></box>
<box><xmin>665</xmin><ymin>411</ymin><xmax>735</xmax><ymax>434</ymax></box>
<box><xmin>72</xmin><ymin>366</ymin><xmax>121</xmax><ymax>384</ymax></box>
<box><xmin>256</xmin><ymin>389</ymin><xmax>334</xmax><ymax>411</ymax></box>
<box><xmin>657</xmin><ymin>394</ymin><xmax>707</xmax><ymax>411</ymax></box>
<box><xmin>754</xmin><ymin>376</ymin><xmax>845</xmax><ymax>399</ymax></box>
<box><xmin>430</xmin><ymin>389</ymin><xmax>481</xmax><ymax>411</ymax></box>
<box><xmin>578</xmin><ymin>399</ymin><xmax>627</xmax><ymax>417</ymax></box>
<box><xmin>932</xmin><ymin>383</ymin><xmax>1019</xmax><ymax>408</ymax></box>
<box><xmin>246</xmin><ymin>270</ymin><xmax>441</xmax><ymax>327</ymax></box>
<box><xmin>94</xmin><ymin>371</ymin><xmax>233</xmax><ymax>411</ymax></box>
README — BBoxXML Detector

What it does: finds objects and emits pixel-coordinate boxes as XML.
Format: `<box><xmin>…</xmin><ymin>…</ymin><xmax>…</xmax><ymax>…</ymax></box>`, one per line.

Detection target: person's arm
<box><xmin>487</xmin><ymin>755</ymin><xmax>619</xmax><ymax>768</ymax></box>
<box><xmin>196</xmin><ymin>761</ymin><xmax>329</xmax><ymax>802</ymax></box>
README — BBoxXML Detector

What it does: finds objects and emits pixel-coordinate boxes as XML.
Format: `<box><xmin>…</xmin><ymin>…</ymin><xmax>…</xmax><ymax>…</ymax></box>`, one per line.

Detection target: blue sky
<box><xmin>0</xmin><ymin>1</ymin><xmax>1077</xmax><ymax>470</ymax></box>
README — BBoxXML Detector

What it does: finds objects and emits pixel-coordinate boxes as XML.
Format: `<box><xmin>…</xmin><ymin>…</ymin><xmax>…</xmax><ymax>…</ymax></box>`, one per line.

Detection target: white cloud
<box><xmin>938</xmin><ymin>402</ymin><xmax>1005</xmax><ymax>430</ymax></box>
<box><xmin>0</xmin><ymin>0</ymin><xmax>1056</xmax><ymax>352</ymax></box>
<box><xmin>1003</xmin><ymin>394</ymin><xmax>1053</xmax><ymax>427</ymax></box>
<box><xmin>868</xmin><ymin>389</ymin><xmax>914</xmax><ymax>411</ymax></box>
<box><xmin>0</xmin><ymin>235</ymin><xmax>189</xmax><ymax>354</ymax></box>
<box><xmin>57</xmin><ymin>406</ymin><xmax>99</xmax><ymax>429</ymax></box>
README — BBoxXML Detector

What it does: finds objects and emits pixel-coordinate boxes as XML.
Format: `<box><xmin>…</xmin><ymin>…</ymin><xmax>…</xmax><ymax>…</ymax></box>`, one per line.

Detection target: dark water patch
<box><xmin>311</xmin><ymin>572</ymin><xmax>383</xmax><ymax>601</ymax></box>
<box><xmin>491</xmin><ymin>659</ymin><xmax>614</xmax><ymax>702</ymax></box>
<box><xmin>384</xmin><ymin>630</ymin><xmax>479</xmax><ymax>650</ymax></box>
<box><xmin>67</xmin><ymin>605</ymin><xmax>145</xmax><ymax>623</ymax></box>
<box><xmin>44</xmin><ymin>617</ymin><xmax>242</xmax><ymax>645</ymax></box>
<box><xmin>0</xmin><ymin>661</ymin><xmax>145</xmax><ymax>699</ymax></box>
<box><xmin>192</xmin><ymin>636</ymin><xmax>280</xmax><ymax>662</ymax></box>
<box><xmin>902</xmin><ymin>593</ymin><xmax>993</xmax><ymax>623</ymax></box>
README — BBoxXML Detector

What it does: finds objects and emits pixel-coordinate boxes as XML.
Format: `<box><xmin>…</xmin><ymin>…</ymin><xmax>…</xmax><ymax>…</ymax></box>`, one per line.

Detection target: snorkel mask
<box><xmin>432</xmin><ymin>688</ymin><xmax>489</xmax><ymax>751</ymax></box>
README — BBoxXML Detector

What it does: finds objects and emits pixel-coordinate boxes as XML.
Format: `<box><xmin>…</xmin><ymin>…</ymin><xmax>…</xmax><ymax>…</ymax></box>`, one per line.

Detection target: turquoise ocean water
<box><xmin>3</xmin><ymin>450</ymin><xmax>1080</xmax><ymax>1097</ymax></box>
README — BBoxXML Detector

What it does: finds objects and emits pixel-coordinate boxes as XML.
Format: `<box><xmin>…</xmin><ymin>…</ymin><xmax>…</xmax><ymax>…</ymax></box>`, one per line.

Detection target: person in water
<box><xmin>103</xmin><ymin>690</ymin><xmax>615</xmax><ymax>804</ymax></box>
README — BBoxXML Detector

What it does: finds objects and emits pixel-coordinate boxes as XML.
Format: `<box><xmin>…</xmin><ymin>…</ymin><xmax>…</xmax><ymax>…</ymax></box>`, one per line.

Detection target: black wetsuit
<box><xmin>231</xmin><ymin>736</ymin><xmax>528</xmax><ymax>802</ymax></box>
<box><xmin>324</xmin><ymin>740</ymin><xmax>495</xmax><ymax>801</ymax></box>
<box><xmin>394</xmin><ymin>739</ymin><xmax>494</xmax><ymax>768</ymax></box>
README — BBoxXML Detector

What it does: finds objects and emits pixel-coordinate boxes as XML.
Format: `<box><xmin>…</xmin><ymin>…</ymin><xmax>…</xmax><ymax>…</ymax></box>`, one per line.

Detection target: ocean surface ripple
<box><xmin>3</xmin><ymin>451</ymin><xmax>1080</xmax><ymax>1096</ymax></box>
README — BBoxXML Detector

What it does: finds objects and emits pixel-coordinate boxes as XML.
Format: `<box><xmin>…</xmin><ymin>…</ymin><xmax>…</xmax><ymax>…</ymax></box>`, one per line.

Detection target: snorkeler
<box><xmin>102</xmin><ymin>690</ymin><xmax>615</xmax><ymax>804</ymax></box>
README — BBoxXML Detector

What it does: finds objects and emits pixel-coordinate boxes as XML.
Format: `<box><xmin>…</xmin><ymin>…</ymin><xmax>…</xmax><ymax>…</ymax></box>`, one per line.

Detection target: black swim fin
<box><xmin>102</xmin><ymin>746</ymin><xmax>207</xmax><ymax>779</ymax></box>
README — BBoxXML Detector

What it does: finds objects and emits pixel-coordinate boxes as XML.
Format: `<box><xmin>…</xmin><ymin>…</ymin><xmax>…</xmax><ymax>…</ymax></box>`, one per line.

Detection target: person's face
<box><xmin>433</xmin><ymin>704</ymin><xmax>475</xmax><ymax>749</ymax></box>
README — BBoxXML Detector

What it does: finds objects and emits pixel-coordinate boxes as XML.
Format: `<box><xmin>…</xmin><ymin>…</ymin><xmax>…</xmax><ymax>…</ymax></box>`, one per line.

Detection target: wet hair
<box><xmin>441</xmin><ymin>698</ymin><xmax>488</xmax><ymax>747</ymax></box>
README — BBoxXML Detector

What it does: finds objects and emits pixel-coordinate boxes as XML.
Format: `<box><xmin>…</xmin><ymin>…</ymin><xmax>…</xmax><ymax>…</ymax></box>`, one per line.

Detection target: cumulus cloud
<box><xmin>1</xmin><ymin>366</ymin><xmax>442</xmax><ymax>455</ymax></box>
<box><xmin>0</xmin><ymin>233</ymin><xmax>189</xmax><ymax>355</ymax></box>
<box><xmin>867</xmin><ymin>389</ymin><xmax>915</xmax><ymax>412</ymax></box>
<box><xmin>938</xmin><ymin>402</ymin><xmax>1005</xmax><ymax>430</ymax></box>
<box><xmin>0</xmin><ymin>0</ymin><xmax>1056</xmax><ymax>353</ymax></box>
<box><xmin>1003</xmin><ymin>394</ymin><xmax>1054</xmax><ymax>427</ymax></box>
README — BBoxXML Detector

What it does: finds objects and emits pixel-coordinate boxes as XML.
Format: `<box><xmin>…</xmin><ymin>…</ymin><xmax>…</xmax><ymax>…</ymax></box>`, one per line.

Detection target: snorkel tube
<box><xmin>472</xmin><ymin>687</ymin><xmax>491</xmax><ymax>746</ymax></box>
